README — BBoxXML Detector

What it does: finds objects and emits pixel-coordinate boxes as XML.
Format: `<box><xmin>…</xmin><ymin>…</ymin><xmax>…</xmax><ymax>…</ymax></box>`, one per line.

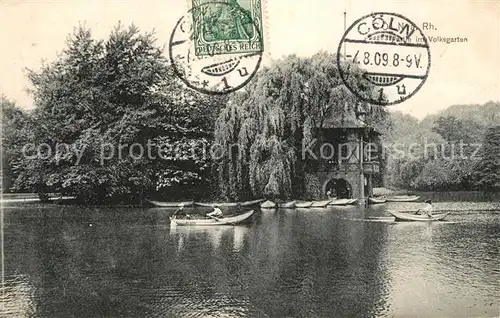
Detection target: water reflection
<box><xmin>386</xmin><ymin>219</ymin><xmax>500</xmax><ymax>317</ymax></box>
<box><xmin>170</xmin><ymin>225</ymin><xmax>250</xmax><ymax>252</ymax></box>
<box><xmin>0</xmin><ymin>274</ymin><xmax>36</xmax><ymax>317</ymax></box>
<box><xmin>1</xmin><ymin>203</ymin><xmax>498</xmax><ymax>317</ymax></box>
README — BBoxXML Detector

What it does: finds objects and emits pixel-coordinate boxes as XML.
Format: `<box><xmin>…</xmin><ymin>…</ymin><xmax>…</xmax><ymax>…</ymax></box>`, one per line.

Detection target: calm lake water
<box><xmin>1</xmin><ymin>202</ymin><xmax>499</xmax><ymax>317</ymax></box>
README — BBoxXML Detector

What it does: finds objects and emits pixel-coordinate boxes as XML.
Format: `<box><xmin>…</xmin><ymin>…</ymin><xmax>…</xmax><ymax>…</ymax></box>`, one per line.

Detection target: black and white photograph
<box><xmin>1</xmin><ymin>0</ymin><xmax>499</xmax><ymax>317</ymax></box>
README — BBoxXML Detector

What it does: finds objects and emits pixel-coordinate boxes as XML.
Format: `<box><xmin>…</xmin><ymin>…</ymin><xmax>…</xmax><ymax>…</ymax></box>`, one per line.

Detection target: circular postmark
<box><xmin>169</xmin><ymin>1</ymin><xmax>264</xmax><ymax>95</ymax></box>
<box><xmin>337</xmin><ymin>12</ymin><xmax>431</xmax><ymax>105</ymax></box>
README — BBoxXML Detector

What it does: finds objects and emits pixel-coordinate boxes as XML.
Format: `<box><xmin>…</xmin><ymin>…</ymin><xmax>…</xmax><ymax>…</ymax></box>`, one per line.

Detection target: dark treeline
<box><xmin>2</xmin><ymin>24</ymin><xmax>226</xmax><ymax>204</ymax></box>
<box><xmin>2</xmin><ymin>24</ymin><xmax>499</xmax><ymax>204</ymax></box>
<box><xmin>383</xmin><ymin>102</ymin><xmax>500</xmax><ymax>192</ymax></box>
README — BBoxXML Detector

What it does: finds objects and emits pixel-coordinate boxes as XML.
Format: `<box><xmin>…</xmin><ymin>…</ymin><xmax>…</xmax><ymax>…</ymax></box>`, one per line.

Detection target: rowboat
<box><xmin>260</xmin><ymin>200</ymin><xmax>277</xmax><ymax>209</ymax></box>
<box><xmin>0</xmin><ymin>195</ymin><xmax>76</xmax><ymax>204</ymax></box>
<box><xmin>278</xmin><ymin>201</ymin><xmax>296</xmax><ymax>208</ymax></box>
<box><xmin>310</xmin><ymin>200</ymin><xmax>332</xmax><ymax>208</ymax></box>
<box><xmin>295</xmin><ymin>201</ymin><xmax>313</xmax><ymax>208</ymax></box>
<box><xmin>368</xmin><ymin>197</ymin><xmax>387</xmax><ymax>204</ymax></box>
<box><xmin>389</xmin><ymin>210</ymin><xmax>449</xmax><ymax>222</ymax></box>
<box><xmin>147</xmin><ymin>200</ymin><xmax>194</xmax><ymax>207</ymax></box>
<box><xmin>194</xmin><ymin>199</ymin><xmax>264</xmax><ymax>208</ymax></box>
<box><xmin>170</xmin><ymin>210</ymin><xmax>255</xmax><ymax>226</ymax></box>
<box><xmin>1</xmin><ymin>197</ymin><xmax>45</xmax><ymax>203</ymax></box>
<box><xmin>386</xmin><ymin>196</ymin><xmax>420</xmax><ymax>202</ymax></box>
<box><xmin>348</xmin><ymin>198</ymin><xmax>359</xmax><ymax>205</ymax></box>
<box><xmin>329</xmin><ymin>198</ymin><xmax>358</xmax><ymax>206</ymax></box>
<box><xmin>194</xmin><ymin>202</ymin><xmax>238</xmax><ymax>207</ymax></box>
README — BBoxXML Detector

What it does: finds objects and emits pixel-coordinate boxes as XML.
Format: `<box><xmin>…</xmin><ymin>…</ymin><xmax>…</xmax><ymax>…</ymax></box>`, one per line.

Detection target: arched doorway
<box><xmin>325</xmin><ymin>178</ymin><xmax>352</xmax><ymax>199</ymax></box>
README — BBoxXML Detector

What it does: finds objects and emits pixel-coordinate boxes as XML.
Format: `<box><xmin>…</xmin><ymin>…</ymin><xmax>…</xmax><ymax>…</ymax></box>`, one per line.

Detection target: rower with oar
<box><xmin>172</xmin><ymin>204</ymin><xmax>190</xmax><ymax>219</ymax></box>
<box><xmin>415</xmin><ymin>199</ymin><xmax>433</xmax><ymax>217</ymax></box>
<box><xmin>207</xmin><ymin>204</ymin><xmax>223</xmax><ymax>220</ymax></box>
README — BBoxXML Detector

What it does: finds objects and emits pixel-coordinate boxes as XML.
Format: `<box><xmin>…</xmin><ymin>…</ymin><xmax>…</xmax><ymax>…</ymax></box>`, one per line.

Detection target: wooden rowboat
<box><xmin>170</xmin><ymin>210</ymin><xmax>255</xmax><ymax>226</ymax></box>
<box><xmin>389</xmin><ymin>210</ymin><xmax>449</xmax><ymax>222</ymax></box>
<box><xmin>295</xmin><ymin>201</ymin><xmax>313</xmax><ymax>208</ymax></box>
<box><xmin>386</xmin><ymin>196</ymin><xmax>420</xmax><ymax>202</ymax></box>
<box><xmin>260</xmin><ymin>200</ymin><xmax>277</xmax><ymax>209</ymax></box>
<box><xmin>241</xmin><ymin>199</ymin><xmax>265</xmax><ymax>207</ymax></box>
<box><xmin>310</xmin><ymin>200</ymin><xmax>332</xmax><ymax>208</ymax></box>
<box><xmin>368</xmin><ymin>197</ymin><xmax>387</xmax><ymax>204</ymax></box>
<box><xmin>194</xmin><ymin>199</ymin><xmax>264</xmax><ymax>208</ymax></box>
<box><xmin>278</xmin><ymin>201</ymin><xmax>296</xmax><ymax>208</ymax></box>
<box><xmin>329</xmin><ymin>198</ymin><xmax>358</xmax><ymax>206</ymax></box>
<box><xmin>1</xmin><ymin>195</ymin><xmax>76</xmax><ymax>204</ymax></box>
<box><xmin>147</xmin><ymin>200</ymin><xmax>194</xmax><ymax>207</ymax></box>
<box><xmin>194</xmin><ymin>202</ymin><xmax>238</xmax><ymax>207</ymax></box>
<box><xmin>348</xmin><ymin>198</ymin><xmax>359</xmax><ymax>205</ymax></box>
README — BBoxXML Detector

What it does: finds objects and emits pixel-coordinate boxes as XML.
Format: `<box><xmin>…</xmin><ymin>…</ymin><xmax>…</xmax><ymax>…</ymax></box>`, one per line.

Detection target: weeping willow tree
<box><xmin>214</xmin><ymin>52</ymin><xmax>387</xmax><ymax>200</ymax></box>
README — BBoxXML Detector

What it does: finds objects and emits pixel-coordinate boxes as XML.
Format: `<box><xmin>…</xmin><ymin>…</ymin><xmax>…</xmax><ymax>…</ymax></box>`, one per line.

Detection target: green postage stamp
<box><xmin>191</xmin><ymin>0</ymin><xmax>264</xmax><ymax>56</ymax></box>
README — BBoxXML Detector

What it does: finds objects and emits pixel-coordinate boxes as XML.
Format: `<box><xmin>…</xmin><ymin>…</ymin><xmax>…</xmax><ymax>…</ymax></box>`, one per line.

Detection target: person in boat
<box><xmin>416</xmin><ymin>199</ymin><xmax>433</xmax><ymax>217</ymax></box>
<box><xmin>207</xmin><ymin>205</ymin><xmax>223</xmax><ymax>218</ymax></box>
<box><xmin>173</xmin><ymin>205</ymin><xmax>190</xmax><ymax>219</ymax></box>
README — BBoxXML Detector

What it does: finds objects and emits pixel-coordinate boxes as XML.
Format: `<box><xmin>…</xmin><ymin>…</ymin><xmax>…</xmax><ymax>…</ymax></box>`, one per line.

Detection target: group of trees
<box><xmin>213</xmin><ymin>52</ymin><xmax>388</xmax><ymax>200</ymax></box>
<box><xmin>2</xmin><ymin>23</ymin><xmax>498</xmax><ymax>203</ymax></box>
<box><xmin>2</xmin><ymin>24</ymin><xmax>225</xmax><ymax>203</ymax></box>
<box><xmin>384</xmin><ymin>102</ymin><xmax>500</xmax><ymax>191</ymax></box>
<box><xmin>1</xmin><ymin>97</ymin><xmax>32</xmax><ymax>193</ymax></box>
<box><xmin>2</xmin><ymin>23</ymin><xmax>389</xmax><ymax>203</ymax></box>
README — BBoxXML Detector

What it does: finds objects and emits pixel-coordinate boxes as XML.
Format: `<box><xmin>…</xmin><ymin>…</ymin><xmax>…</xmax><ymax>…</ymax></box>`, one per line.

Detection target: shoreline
<box><xmin>2</xmin><ymin>190</ymin><xmax>500</xmax><ymax>206</ymax></box>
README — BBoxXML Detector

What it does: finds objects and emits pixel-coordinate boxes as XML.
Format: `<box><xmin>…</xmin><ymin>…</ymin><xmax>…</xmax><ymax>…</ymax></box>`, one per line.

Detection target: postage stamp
<box><xmin>337</xmin><ymin>12</ymin><xmax>431</xmax><ymax>106</ymax></box>
<box><xmin>190</xmin><ymin>0</ymin><xmax>264</xmax><ymax>57</ymax></box>
<box><xmin>169</xmin><ymin>1</ymin><xmax>264</xmax><ymax>95</ymax></box>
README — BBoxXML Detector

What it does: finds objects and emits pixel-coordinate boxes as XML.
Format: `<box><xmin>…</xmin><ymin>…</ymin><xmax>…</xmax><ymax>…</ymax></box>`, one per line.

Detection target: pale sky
<box><xmin>1</xmin><ymin>0</ymin><xmax>499</xmax><ymax>119</ymax></box>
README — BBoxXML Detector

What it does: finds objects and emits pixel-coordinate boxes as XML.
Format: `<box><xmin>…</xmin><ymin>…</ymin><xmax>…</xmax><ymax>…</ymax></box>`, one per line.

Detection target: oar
<box><xmin>207</xmin><ymin>215</ymin><xmax>220</xmax><ymax>222</ymax></box>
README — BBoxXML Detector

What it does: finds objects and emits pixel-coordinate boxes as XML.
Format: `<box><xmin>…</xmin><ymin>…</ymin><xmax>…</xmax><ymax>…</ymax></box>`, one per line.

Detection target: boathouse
<box><xmin>309</xmin><ymin>103</ymin><xmax>381</xmax><ymax>204</ymax></box>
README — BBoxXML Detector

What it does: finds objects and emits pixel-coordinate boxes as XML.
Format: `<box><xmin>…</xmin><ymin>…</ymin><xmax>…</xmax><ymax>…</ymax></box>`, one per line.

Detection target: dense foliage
<box><xmin>1</xmin><ymin>97</ymin><xmax>33</xmax><ymax>192</ymax></box>
<box><xmin>6</xmin><ymin>24</ymin><xmax>224</xmax><ymax>203</ymax></box>
<box><xmin>2</xmin><ymin>23</ymin><xmax>497</xmax><ymax>201</ymax></box>
<box><xmin>474</xmin><ymin>126</ymin><xmax>500</xmax><ymax>190</ymax></box>
<box><xmin>384</xmin><ymin>102</ymin><xmax>500</xmax><ymax>191</ymax></box>
<box><xmin>214</xmin><ymin>52</ymin><xmax>388</xmax><ymax>200</ymax></box>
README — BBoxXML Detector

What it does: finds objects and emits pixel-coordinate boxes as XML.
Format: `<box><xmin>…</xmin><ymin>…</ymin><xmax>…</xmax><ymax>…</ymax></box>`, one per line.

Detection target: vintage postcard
<box><xmin>1</xmin><ymin>0</ymin><xmax>499</xmax><ymax>317</ymax></box>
